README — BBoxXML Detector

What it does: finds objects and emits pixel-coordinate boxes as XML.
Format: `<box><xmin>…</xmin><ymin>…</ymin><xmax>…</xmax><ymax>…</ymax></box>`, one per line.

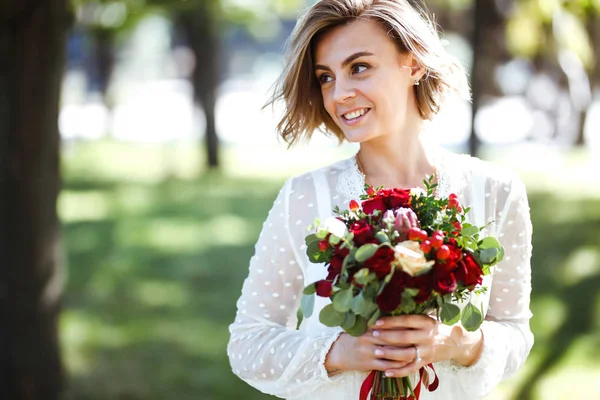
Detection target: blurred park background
<box><xmin>1</xmin><ymin>0</ymin><xmax>600</xmax><ymax>399</ymax></box>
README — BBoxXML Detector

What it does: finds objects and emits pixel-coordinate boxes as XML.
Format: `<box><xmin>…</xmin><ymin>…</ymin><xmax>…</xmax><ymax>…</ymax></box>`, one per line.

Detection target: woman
<box><xmin>227</xmin><ymin>1</ymin><xmax>533</xmax><ymax>399</ymax></box>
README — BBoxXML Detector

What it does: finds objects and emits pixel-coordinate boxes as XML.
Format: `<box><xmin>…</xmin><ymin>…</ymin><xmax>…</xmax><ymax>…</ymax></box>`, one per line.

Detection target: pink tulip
<box><xmin>394</xmin><ymin>207</ymin><xmax>420</xmax><ymax>241</ymax></box>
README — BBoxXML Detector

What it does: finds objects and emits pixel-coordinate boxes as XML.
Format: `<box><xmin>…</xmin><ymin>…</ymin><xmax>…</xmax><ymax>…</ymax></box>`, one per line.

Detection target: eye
<box><xmin>318</xmin><ymin>74</ymin><xmax>333</xmax><ymax>84</ymax></box>
<box><xmin>351</xmin><ymin>63</ymin><xmax>368</xmax><ymax>75</ymax></box>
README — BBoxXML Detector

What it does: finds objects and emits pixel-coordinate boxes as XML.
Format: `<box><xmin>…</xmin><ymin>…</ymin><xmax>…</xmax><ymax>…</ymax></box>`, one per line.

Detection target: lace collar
<box><xmin>335</xmin><ymin>147</ymin><xmax>465</xmax><ymax>201</ymax></box>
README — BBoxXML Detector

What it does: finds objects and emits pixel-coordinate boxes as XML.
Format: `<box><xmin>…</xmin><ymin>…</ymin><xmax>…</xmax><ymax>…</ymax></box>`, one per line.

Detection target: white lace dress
<box><xmin>227</xmin><ymin>148</ymin><xmax>534</xmax><ymax>400</ymax></box>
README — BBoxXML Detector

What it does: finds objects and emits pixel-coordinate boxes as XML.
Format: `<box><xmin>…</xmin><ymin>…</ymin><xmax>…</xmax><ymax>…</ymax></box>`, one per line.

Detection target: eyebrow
<box><xmin>314</xmin><ymin>51</ymin><xmax>375</xmax><ymax>72</ymax></box>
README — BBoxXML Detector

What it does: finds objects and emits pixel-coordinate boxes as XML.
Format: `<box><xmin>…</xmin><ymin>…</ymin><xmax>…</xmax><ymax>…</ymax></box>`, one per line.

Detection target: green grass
<box><xmin>59</xmin><ymin>141</ymin><xmax>600</xmax><ymax>400</ymax></box>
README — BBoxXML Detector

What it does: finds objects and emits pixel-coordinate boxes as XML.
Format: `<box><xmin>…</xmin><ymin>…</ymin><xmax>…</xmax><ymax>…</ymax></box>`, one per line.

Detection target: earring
<box><xmin>414</xmin><ymin>80</ymin><xmax>420</xmax><ymax>86</ymax></box>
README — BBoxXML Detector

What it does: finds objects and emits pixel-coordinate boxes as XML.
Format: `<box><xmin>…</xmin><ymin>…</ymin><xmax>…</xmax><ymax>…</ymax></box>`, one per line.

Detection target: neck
<box><xmin>357</xmin><ymin>123</ymin><xmax>437</xmax><ymax>189</ymax></box>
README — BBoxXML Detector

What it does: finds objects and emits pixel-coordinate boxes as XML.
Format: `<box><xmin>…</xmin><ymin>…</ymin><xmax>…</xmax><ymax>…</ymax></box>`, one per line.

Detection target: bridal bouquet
<box><xmin>302</xmin><ymin>177</ymin><xmax>504</xmax><ymax>400</ymax></box>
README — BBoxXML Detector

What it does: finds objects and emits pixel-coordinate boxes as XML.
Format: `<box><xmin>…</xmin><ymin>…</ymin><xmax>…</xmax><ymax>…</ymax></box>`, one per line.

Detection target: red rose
<box><xmin>362</xmin><ymin>196</ymin><xmax>386</xmax><ymax>215</ymax></box>
<box><xmin>410</xmin><ymin>274</ymin><xmax>432</xmax><ymax>304</ymax></box>
<box><xmin>326</xmin><ymin>254</ymin><xmax>344</xmax><ymax>279</ymax></box>
<box><xmin>349</xmin><ymin>220</ymin><xmax>375</xmax><ymax>245</ymax></box>
<box><xmin>376</xmin><ymin>271</ymin><xmax>410</xmax><ymax>312</ymax></box>
<box><xmin>455</xmin><ymin>252</ymin><xmax>483</xmax><ymax>288</ymax></box>
<box><xmin>432</xmin><ymin>268</ymin><xmax>457</xmax><ymax>294</ymax></box>
<box><xmin>315</xmin><ymin>280</ymin><xmax>333</xmax><ymax>297</ymax></box>
<box><xmin>334</xmin><ymin>243</ymin><xmax>350</xmax><ymax>258</ymax></box>
<box><xmin>363</xmin><ymin>246</ymin><xmax>395</xmax><ymax>278</ymax></box>
<box><xmin>385</xmin><ymin>188</ymin><xmax>411</xmax><ymax>209</ymax></box>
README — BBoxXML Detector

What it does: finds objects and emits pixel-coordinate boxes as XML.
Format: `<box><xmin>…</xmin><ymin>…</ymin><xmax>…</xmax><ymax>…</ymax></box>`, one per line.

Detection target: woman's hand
<box><xmin>324</xmin><ymin>329</ymin><xmax>413</xmax><ymax>376</ymax></box>
<box><xmin>324</xmin><ymin>315</ymin><xmax>484</xmax><ymax>378</ymax></box>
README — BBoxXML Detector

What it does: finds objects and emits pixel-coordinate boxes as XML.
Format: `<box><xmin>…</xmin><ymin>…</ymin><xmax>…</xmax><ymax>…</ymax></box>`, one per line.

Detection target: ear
<box><xmin>399</xmin><ymin>53</ymin><xmax>425</xmax><ymax>82</ymax></box>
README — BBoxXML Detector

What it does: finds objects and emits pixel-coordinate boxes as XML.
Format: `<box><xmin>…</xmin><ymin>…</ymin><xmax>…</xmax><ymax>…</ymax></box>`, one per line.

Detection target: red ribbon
<box><xmin>359</xmin><ymin>371</ymin><xmax>377</xmax><ymax>400</ymax></box>
<box><xmin>359</xmin><ymin>364</ymin><xmax>438</xmax><ymax>400</ymax></box>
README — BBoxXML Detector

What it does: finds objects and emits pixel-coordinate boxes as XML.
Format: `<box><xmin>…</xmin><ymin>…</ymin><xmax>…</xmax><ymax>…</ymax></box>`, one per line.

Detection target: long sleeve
<box><xmin>446</xmin><ymin>173</ymin><xmax>534</xmax><ymax>398</ymax></box>
<box><xmin>227</xmin><ymin>178</ymin><xmax>343</xmax><ymax>399</ymax></box>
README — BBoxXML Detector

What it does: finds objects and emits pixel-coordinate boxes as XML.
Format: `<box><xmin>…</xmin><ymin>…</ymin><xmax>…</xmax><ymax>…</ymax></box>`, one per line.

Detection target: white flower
<box><xmin>323</xmin><ymin>217</ymin><xmax>348</xmax><ymax>238</ymax></box>
<box><xmin>393</xmin><ymin>240</ymin><xmax>435</xmax><ymax>276</ymax></box>
<box><xmin>410</xmin><ymin>187</ymin><xmax>426</xmax><ymax>198</ymax></box>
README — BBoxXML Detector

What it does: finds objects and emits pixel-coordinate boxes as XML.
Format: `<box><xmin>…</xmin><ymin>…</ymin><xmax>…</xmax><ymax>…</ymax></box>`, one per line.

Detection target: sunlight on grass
<box><xmin>155</xmin><ymin>318</ymin><xmax>229</xmax><ymax>358</ymax></box>
<box><xmin>134</xmin><ymin>280</ymin><xmax>191</xmax><ymax>308</ymax></box>
<box><xmin>530</xmin><ymin>296</ymin><xmax>566</xmax><ymax>342</ymax></box>
<box><xmin>115</xmin><ymin>218</ymin><xmax>205</xmax><ymax>252</ymax></box>
<box><xmin>59</xmin><ymin>190</ymin><xmax>113</xmax><ymax>222</ymax></box>
<box><xmin>115</xmin><ymin>186</ymin><xmax>156</xmax><ymax>215</ymax></box>
<box><xmin>61</xmin><ymin>310</ymin><xmax>131</xmax><ymax>373</ymax></box>
<box><xmin>536</xmin><ymin>367</ymin><xmax>600</xmax><ymax>398</ymax></box>
<box><xmin>204</xmin><ymin>214</ymin><xmax>255</xmax><ymax>247</ymax></box>
<box><xmin>63</xmin><ymin>140</ymin><xmax>203</xmax><ymax>183</ymax></box>
<box><xmin>562</xmin><ymin>247</ymin><xmax>600</xmax><ymax>286</ymax></box>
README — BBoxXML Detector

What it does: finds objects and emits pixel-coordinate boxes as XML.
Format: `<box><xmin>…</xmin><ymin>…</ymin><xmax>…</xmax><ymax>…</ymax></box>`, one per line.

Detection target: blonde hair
<box><xmin>267</xmin><ymin>0</ymin><xmax>471</xmax><ymax>146</ymax></box>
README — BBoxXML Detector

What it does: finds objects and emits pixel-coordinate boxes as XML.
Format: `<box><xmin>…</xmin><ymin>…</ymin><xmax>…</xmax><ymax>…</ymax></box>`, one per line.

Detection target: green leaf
<box><xmin>328</xmin><ymin>234</ymin><xmax>341</xmax><ymax>246</ymax></box>
<box><xmin>367</xmin><ymin>309</ymin><xmax>382</xmax><ymax>327</ymax></box>
<box><xmin>301</xmin><ymin>294</ymin><xmax>315</xmax><ymax>319</ymax></box>
<box><xmin>479</xmin><ymin>248</ymin><xmax>499</xmax><ymax>265</ymax></box>
<box><xmin>316</xmin><ymin>228</ymin><xmax>328</xmax><ymax>239</ymax></box>
<box><xmin>341</xmin><ymin>311</ymin><xmax>357</xmax><ymax>330</ymax></box>
<box><xmin>496</xmin><ymin>246</ymin><xmax>505</xmax><ymax>264</ymax></box>
<box><xmin>319</xmin><ymin>304</ymin><xmax>346</xmax><ymax>327</ymax></box>
<box><xmin>355</xmin><ymin>243</ymin><xmax>379</xmax><ymax>263</ymax></box>
<box><xmin>346</xmin><ymin>315</ymin><xmax>369</xmax><ymax>337</ymax></box>
<box><xmin>303</xmin><ymin>283</ymin><xmax>316</xmax><ymax>295</ymax></box>
<box><xmin>306</xmin><ymin>240</ymin><xmax>322</xmax><ymax>263</ymax></box>
<box><xmin>332</xmin><ymin>289</ymin><xmax>354</xmax><ymax>312</ymax></box>
<box><xmin>461</xmin><ymin>224</ymin><xmax>479</xmax><ymax>237</ymax></box>
<box><xmin>440</xmin><ymin>303</ymin><xmax>461</xmax><ymax>325</ymax></box>
<box><xmin>375</xmin><ymin>231</ymin><xmax>390</xmax><ymax>244</ymax></box>
<box><xmin>353</xmin><ymin>268</ymin><xmax>371</xmax><ymax>285</ymax></box>
<box><xmin>461</xmin><ymin>302</ymin><xmax>484</xmax><ymax>332</ymax></box>
<box><xmin>464</xmin><ymin>236</ymin><xmax>478</xmax><ymax>251</ymax></box>
<box><xmin>305</xmin><ymin>233</ymin><xmax>319</xmax><ymax>247</ymax></box>
<box><xmin>400</xmin><ymin>291</ymin><xmax>416</xmax><ymax>313</ymax></box>
<box><xmin>352</xmin><ymin>292</ymin><xmax>378</xmax><ymax>318</ymax></box>
<box><xmin>479</xmin><ymin>237</ymin><xmax>501</xmax><ymax>250</ymax></box>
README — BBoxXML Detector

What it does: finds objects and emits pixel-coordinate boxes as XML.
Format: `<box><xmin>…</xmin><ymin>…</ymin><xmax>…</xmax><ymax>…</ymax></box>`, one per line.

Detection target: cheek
<box><xmin>321</xmin><ymin>89</ymin><xmax>337</xmax><ymax>119</ymax></box>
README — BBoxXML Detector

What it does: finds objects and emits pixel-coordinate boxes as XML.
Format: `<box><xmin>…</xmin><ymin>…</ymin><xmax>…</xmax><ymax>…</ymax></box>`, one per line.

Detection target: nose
<box><xmin>332</xmin><ymin>78</ymin><xmax>356</xmax><ymax>104</ymax></box>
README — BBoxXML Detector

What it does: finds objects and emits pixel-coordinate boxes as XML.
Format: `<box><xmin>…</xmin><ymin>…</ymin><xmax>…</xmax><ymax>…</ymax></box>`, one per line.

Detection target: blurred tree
<box><xmin>71</xmin><ymin>0</ymin><xmax>303</xmax><ymax>169</ymax></box>
<box><xmin>507</xmin><ymin>0</ymin><xmax>598</xmax><ymax>146</ymax></box>
<box><xmin>430</xmin><ymin>0</ymin><xmax>509</xmax><ymax>156</ymax></box>
<box><xmin>0</xmin><ymin>1</ymin><xmax>71</xmax><ymax>399</ymax></box>
<box><xmin>432</xmin><ymin>0</ymin><xmax>598</xmax><ymax>151</ymax></box>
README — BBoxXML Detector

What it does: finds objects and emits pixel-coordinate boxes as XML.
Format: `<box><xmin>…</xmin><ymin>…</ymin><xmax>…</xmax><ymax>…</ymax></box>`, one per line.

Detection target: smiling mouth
<box><xmin>341</xmin><ymin>108</ymin><xmax>370</xmax><ymax>123</ymax></box>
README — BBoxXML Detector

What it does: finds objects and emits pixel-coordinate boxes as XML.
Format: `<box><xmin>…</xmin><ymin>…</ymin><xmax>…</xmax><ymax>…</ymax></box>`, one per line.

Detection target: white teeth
<box><xmin>343</xmin><ymin>108</ymin><xmax>367</xmax><ymax>120</ymax></box>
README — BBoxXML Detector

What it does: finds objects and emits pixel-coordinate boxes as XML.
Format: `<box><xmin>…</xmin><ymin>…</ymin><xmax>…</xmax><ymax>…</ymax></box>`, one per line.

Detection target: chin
<box><xmin>342</xmin><ymin>128</ymin><xmax>378</xmax><ymax>144</ymax></box>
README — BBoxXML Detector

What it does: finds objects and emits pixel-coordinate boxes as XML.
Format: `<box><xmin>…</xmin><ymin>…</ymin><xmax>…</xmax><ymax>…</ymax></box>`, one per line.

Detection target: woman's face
<box><xmin>313</xmin><ymin>19</ymin><xmax>418</xmax><ymax>143</ymax></box>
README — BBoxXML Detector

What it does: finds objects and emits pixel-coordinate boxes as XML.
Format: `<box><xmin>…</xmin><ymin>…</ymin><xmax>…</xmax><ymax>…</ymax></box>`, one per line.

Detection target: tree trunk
<box><xmin>575</xmin><ymin>11</ymin><xmax>600</xmax><ymax>146</ymax></box>
<box><xmin>469</xmin><ymin>0</ymin><xmax>508</xmax><ymax>156</ymax></box>
<box><xmin>0</xmin><ymin>1</ymin><xmax>69</xmax><ymax>399</ymax></box>
<box><xmin>177</xmin><ymin>4</ymin><xmax>220</xmax><ymax>169</ymax></box>
<box><xmin>93</xmin><ymin>29</ymin><xmax>115</xmax><ymax>102</ymax></box>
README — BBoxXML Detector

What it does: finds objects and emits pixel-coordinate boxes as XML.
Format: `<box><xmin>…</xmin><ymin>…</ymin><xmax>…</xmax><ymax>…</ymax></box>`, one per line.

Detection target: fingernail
<box><xmin>375</xmin><ymin>320</ymin><xmax>384</xmax><ymax>326</ymax></box>
<box><xmin>385</xmin><ymin>371</ymin><xmax>393</xmax><ymax>377</ymax></box>
<box><xmin>375</xmin><ymin>349</ymin><xmax>384</xmax><ymax>356</ymax></box>
<box><xmin>372</xmin><ymin>330</ymin><xmax>380</xmax><ymax>337</ymax></box>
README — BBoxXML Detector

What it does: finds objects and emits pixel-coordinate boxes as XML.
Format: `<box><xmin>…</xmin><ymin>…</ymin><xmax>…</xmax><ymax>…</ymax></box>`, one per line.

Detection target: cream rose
<box><xmin>393</xmin><ymin>240</ymin><xmax>435</xmax><ymax>276</ymax></box>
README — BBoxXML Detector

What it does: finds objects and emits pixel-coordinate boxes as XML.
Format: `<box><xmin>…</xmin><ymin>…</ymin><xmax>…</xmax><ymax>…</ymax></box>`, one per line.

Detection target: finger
<box><xmin>383</xmin><ymin>347</ymin><xmax>433</xmax><ymax>378</ymax></box>
<box><xmin>383</xmin><ymin>359</ymin><xmax>422</xmax><ymax>378</ymax></box>
<box><xmin>371</xmin><ymin>328</ymin><xmax>430</xmax><ymax>346</ymax></box>
<box><xmin>371</xmin><ymin>358</ymin><xmax>411</xmax><ymax>372</ymax></box>
<box><xmin>372</xmin><ymin>345</ymin><xmax>417</xmax><ymax>363</ymax></box>
<box><xmin>373</xmin><ymin>314</ymin><xmax>436</xmax><ymax>330</ymax></box>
